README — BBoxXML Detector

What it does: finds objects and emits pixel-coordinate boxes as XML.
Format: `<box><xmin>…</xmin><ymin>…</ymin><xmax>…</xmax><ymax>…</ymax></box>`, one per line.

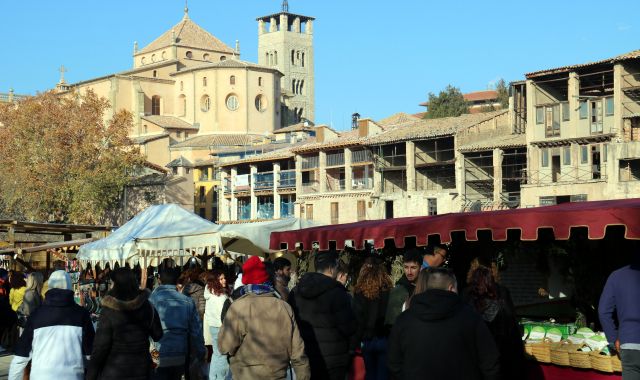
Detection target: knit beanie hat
<box><xmin>48</xmin><ymin>270</ymin><xmax>72</xmax><ymax>290</ymax></box>
<box><xmin>242</xmin><ymin>256</ymin><xmax>269</xmax><ymax>285</ymax></box>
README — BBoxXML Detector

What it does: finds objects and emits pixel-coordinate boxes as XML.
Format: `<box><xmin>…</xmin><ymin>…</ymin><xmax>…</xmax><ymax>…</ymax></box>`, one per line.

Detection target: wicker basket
<box><xmin>590</xmin><ymin>351</ymin><xmax>615</xmax><ymax>373</ymax></box>
<box><xmin>525</xmin><ymin>340</ymin><xmax>552</xmax><ymax>363</ymax></box>
<box><xmin>568</xmin><ymin>347</ymin><xmax>591</xmax><ymax>369</ymax></box>
<box><xmin>612</xmin><ymin>354</ymin><xmax>622</xmax><ymax>372</ymax></box>
<box><xmin>550</xmin><ymin>342</ymin><xmax>577</xmax><ymax>366</ymax></box>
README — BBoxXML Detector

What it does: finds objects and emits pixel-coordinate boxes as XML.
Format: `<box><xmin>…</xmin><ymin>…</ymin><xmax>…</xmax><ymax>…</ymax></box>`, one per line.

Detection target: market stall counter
<box><xmin>527</xmin><ymin>362</ymin><xmax>621</xmax><ymax>380</ymax></box>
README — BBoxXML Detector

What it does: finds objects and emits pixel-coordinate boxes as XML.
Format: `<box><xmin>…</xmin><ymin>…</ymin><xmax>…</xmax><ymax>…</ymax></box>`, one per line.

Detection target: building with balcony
<box><xmin>520</xmin><ymin>49</ymin><xmax>640</xmax><ymax>206</ymax></box>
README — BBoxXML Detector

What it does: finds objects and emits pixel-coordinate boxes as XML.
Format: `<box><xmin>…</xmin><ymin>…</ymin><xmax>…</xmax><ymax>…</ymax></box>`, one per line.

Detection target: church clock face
<box><xmin>226</xmin><ymin>95</ymin><xmax>239</xmax><ymax>111</ymax></box>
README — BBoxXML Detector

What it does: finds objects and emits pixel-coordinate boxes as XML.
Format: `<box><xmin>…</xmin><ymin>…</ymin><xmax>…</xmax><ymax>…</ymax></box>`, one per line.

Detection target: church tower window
<box><xmin>203</xmin><ymin>77</ymin><xmax>207</xmax><ymax>87</ymax></box>
<box><xmin>201</xmin><ymin>95</ymin><xmax>211</xmax><ymax>112</ymax></box>
<box><xmin>258</xmin><ymin>77</ymin><xmax>263</xmax><ymax>86</ymax></box>
<box><xmin>151</xmin><ymin>96</ymin><xmax>161</xmax><ymax>115</ymax></box>
<box><xmin>153</xmin><ymin>70</ymin><xmax>157</xmax><ymax>78</ymax></box>
<box><xmin>186</xmin><ymin>51</ymin><xmax>193</xmax><ymax>59</ymax></box>
<box><xmin>274</xmin><ymin>51</ymin><xmax>278</xmax><ymax>65</ymax></box>
<box><xmin>230</xmin><ymin>76</ymin><xmax>236</xmax><ymax>85</ymax></box>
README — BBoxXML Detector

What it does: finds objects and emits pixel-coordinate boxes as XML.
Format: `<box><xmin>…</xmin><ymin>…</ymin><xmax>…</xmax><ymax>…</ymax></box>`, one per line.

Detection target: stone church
<box><xmin>55</xmin><ymin>1</ymin><xmax>315</xmax><ymax>168</ymax></box>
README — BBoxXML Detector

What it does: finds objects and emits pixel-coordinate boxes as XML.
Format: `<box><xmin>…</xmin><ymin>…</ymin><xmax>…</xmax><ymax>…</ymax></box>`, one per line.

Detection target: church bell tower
<box><xmin>257</xmin><ymin>1</ymin><xmax>315</xmax><ymax>127</ymax></box>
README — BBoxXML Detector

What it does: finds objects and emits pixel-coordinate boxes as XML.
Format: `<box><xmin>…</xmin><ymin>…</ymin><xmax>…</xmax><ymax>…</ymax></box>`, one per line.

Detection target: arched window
<box><xmin>201</xmin><ymin>95</ymin><xmax>211</xmax><ymax>112</ymax></box>
<box><xmin>297</xmin><ymin>51</ymin><xmax>300</xmax><ymax>63</ymax></box>
<box><xmin>291</xmin><ymin>50</ymin><xmax>295</xmax><ymax>65</ymax></box>
<box><xmin>292</xmin><ymin>80</ymin><xmax>296</xmax><ymax>94</ymax></box>
<box><xmin>230</xmin><ymin>76</ymin><xmax>236</xmax><ymax>85</ymax></box>
<box><xmin>178</xmin><ymin>94</ymin><xmax>186</xmax><ymax>116</ymax></box>
<box><xmin>220</xmin><ymin>56</ymin><xmax>227</xmax><ymax>61</ymax></box>
<box><xmin>269</xmin><ymin>53</ymin><xmax>273</xmax><ymax>66</ymax></box>
<box><xmin>143</xmin><ymin>124</ymin><xmax>148</xmax><ymax>134</ymax></box>
<box><xmin>151</xmin><ymin>54</ymin><xmax>156</xmax><ymax>62</ymax></box>
<box><xmin>299</xmin><ymin>80</ymin><xmax>304</xmax><ymax>95</ymax></box>
<box><xmin>141</xmin><ymin>57</ymin><xmax>146</xmax><ymax>65</ymax></box>
<box><xmin>186</xmin><ymin>51</ymin><xmax>193</xmax><ymax>59</ymax></box>
<box><xmin>265</xmin><ymin>52</ymin><xmax>269</xmax><ymax>64</ymax></box>
<box><xmin>302</xmin><ymin>52</ymin><xmax>305</xmax><ymax>67</ymax></box>
<box><xmin>180</xmin><ymin>81</ymin><xmax>184</xmax><ymax>91</ymax></box>
<box><xmin>255</xmin><ymin>95</ymin><xmax>267</xmax><ymax>112</ymax></box>
<box><xmin>203</xmin><ymin>53</ymin><xmax>210</xmax><ymax>61</ymax></box>
<box><xmin>152</xmin><ymin>70</ymin><xmax>157</xmax><ymax>78</ymax></box>
<box><xmin>258</xmin><ymin>77</ymin><xmax>263</xmax><ymax>86</ymax></box>
<box><xmin>162</xmin><ymin>51</ymin><xmax>167</xmax><ymax>60</ymax></box>
<box><xmin>203</xmin><ymin>77</ymin><xmax>207</xmax><ymax>87</ymax></box>
<box><xmin>226</xmin><ymin>94</ymin><xmax>239</xmax><ymax>111</ymax></box>
<box><xmin>151</xmin><ymin>96</ymin><xmax>161</xmax><ymax>115</ymax></box>
<box><xmin>274</xmin><ymin>51</ymin><xmax>278</xmax><ymax>65</ymax></box>
<box><xmin>298</xmin><ymin>108</ymin><xmax>304</xmax><ymax>120</ymax></box>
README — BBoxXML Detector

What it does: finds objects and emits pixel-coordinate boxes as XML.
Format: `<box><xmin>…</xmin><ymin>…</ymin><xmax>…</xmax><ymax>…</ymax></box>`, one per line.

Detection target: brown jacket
<box><xmin>218</xmin><ymin>291</ymin><xmax>310</xmax><ymax>380</ymax></box>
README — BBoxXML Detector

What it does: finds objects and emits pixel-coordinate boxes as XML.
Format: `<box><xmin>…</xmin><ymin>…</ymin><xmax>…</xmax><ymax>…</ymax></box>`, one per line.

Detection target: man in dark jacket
<box><xmin>273</xmin><ymin>257</ymin><xmax>292</xmax><ymax>302</ymax></box>
<box><xmin>388</xmin><ymin>267</ymin><xmax>500</xmax><ymax>380</ymax></box>
<box><xmin>290</xmin><ymin>251</ymin><xmax>356</xmax><ymax>380</ymax></box>
<box><xmin>385</xmin><ymin>249</ymin><xmax>422</xmax><ymax>326</ymax></box>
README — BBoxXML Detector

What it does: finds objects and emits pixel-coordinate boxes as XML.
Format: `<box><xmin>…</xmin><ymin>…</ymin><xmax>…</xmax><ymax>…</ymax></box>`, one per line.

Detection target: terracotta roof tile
<box><xmin>458</xmin><ymin>133</ymin><xmax>526</xmax><ymax>152</ymax></box>
<box><xmin>171</xmin><ymin>134</ymin><xmax>263</xmax><ymax>149</ymax></box>
<box><xmin>166</xmin><ymin>156</ymin><xmax>193</xmax><ymax>168</ymax></box>
<box><xmin>526</xmin><ymin>49</ymin><xmax>640</xmax><ymax>78</ymax></box>
<box><xmin>274</xmin><ymin>122</ymin><xmax>315</xmax><ymax>134</ymax></box>
<box><xmin>377</xmin><ymin>112</ymin><xmax>421</xmax><ymax>129</ymax></box>
<box><xmin>138</xmin><ymin>15</ymin><xmax>234</xmax><ymax>55</ymax></box>
<box><xmin>464</xmin><ymin>90</ymin><xmax>498</xmax><ymax>102</ymax></box>
<box><xmin>141</xmin><ymin>115</ymin><xmax>198</xmax><ymax>130</ymax></box>
<box><xmin>174</xmin><ymin>59</ymin><xmax>281</xmax><ymax>75</ymax></box>
<box><xmin>366</xmin><ymin>110</ymin><xmax>507</xmax><ymax>146</ymax></box>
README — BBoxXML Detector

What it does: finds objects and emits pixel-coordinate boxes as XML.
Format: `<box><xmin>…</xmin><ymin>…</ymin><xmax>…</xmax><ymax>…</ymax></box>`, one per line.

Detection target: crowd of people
<box><xmin>0</xmin><ymin>245</ymin><xmax>526</xmax><ymax>380</ymax></box>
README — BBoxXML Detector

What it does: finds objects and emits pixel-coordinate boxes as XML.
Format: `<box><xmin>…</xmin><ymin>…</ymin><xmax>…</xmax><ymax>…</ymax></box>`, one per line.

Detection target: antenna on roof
<box><xmin>282</xmin><ymin>0</ymin><xmax>289</xmax><ymax>12</ymax></box>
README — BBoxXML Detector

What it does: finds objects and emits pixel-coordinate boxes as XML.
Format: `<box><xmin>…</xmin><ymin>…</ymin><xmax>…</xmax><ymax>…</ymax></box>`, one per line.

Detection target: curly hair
<box><xmin>354</xmin><ymin>259</ymin><xmax>392</xmax><ymax>300</ymax></box>
<box><xmin>206</xmin><ymin>269</ymin><xmax>227</xmax><ymax>296</ymax></box>
<box><xmin>468</xmin><ymin>265</ymin><xmax>498</xmax><ymax>313</ymax></box>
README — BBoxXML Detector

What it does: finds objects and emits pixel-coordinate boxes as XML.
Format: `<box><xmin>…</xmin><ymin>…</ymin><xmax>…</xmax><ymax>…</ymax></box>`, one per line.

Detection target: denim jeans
<box><xmin>622</xmin><ymin>349</ymin><xmax>640</xmax><ymax>380</ymax></box>
<box><xmin>209</xmin><ymin>326</ymin><xmax>229</xmax><ymax>380</ymax></box>
<box><xmin>361</xmin><ymin>337</ymin><xmax>389</xmax><ymax>380</ymax></box>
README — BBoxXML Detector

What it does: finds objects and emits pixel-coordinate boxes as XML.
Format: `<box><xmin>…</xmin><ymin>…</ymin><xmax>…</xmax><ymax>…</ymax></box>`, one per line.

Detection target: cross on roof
<box><xmin>58</xmin><ymin>65</ymin><xmax>67</xmax><ymax>84</ymax></box>
<box><xmin>282</xmin><ymin>0</ymin><xmax>289</xmax><ymax>12</ymax></box>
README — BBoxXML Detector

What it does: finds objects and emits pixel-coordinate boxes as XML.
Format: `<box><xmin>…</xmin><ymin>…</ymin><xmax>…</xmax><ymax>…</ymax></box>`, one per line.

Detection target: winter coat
<box><xmin>218</xmin><ymin>290</ymin><xmax>310</xmax><ymax>380</ymax></box>
<box><xmin>21</xmin><ymin>288</ymin><xmax>42</xmax><ymax>317</ymax></box>
<box><xmin>387</xmin><ymin>289</ymin><xmax>500</xmax><ymax>380</ymax></box>
<box><xmin>353</xmin><ymin>290</ymin><xmax>390</xmax><ymax>342</ymax></box>
<box><xmin>274</xmin><ymin>274</ymin><xmax>290</xmax><ymax>302</ymax></box>
<box><xmin>289</xmin><ymin>272</ymin><xmax>356</xmax><ymax>380</ymax></box>
<box><xmin>149</xmin><ymin>285</ymin><xmax>205</xmax><ymax>368</ymax></box>
<box><xmin>183</xmin><ymin>280</ymin><xmax>206</xmax><ymax>322</ymax></box>
<box><xmin>384</xmin><ymin>275</ymin><xmax>414</xmax><ymax>326</ymax></box>
<box><xmin>9</xmin><ymin>288</ymin><xmax>95</xmax><ymax>380</ymax></box>
<box><xmin>9</xmin><ymin>286</ymin><xmax>26</xmax><ymax>312</ymax></box>
<box><xmin>86</xmin><ymin>289</ymin><xmax>163</xmax><ymax>380</ymax></box>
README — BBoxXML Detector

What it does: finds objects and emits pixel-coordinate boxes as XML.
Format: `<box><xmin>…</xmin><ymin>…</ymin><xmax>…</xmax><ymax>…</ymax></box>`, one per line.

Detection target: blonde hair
<box><xmin>26</xmin><ymin>272</ymin><xmax>44</xmax><ymax>294</ymax></box>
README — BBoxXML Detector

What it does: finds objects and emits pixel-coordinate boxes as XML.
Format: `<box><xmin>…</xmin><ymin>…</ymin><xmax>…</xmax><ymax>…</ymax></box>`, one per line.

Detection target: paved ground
<box><xmin>0</xmin><ymin>352</ymin><xmax>11</xmax><ymax>380</ymax></box>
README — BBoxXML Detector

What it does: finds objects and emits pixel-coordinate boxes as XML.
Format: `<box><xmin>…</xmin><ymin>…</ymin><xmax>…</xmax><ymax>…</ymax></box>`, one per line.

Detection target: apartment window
<box><xmin>581</xmin><ymin>145</ymin><xmax>589</xmax><ymax>164</ymax></box>
<box><xmin>541</xmin><ymin>148</ymin><xmax>549</xmax><ymax>167</ymax></box>
<box><xmin>357</xmin><ymin>200</ymin><xmax>366</xmax><ymax>221</ymax></box>
<box><xmin>579</xmin><ymin>101</ymin><xmax>588</xmax><ymax>119</ymax></box>
<box><xmin>591</xmin><ymin>100</ymin><xmax>604</xmax><ymax>134</ymax></box>
<box><xmin>620</xmin><ymin>159</ymin><xmax>640</xmax><ymax>181</ymax></box>
<box><xmin>330</xmin><ymin>202</ymin><xmax>339</xmax><ymax>225</ymax></box>
<box><xmin>605</xmin><ymin>97</ymin><xmax>614</xmax><ymax>116</ymax></box>
<box><xmin>199</xmin><ymin>186</ymin><xmax>206</xmax><ymax>203</ymax></box>
<box><xmin>536</xmin><ymin>107</ymin><xmax>544</xmax><ymax>124</ymax></box>
<box><xmin>563</xmin><ymin>146</ymin><xmax>571</xmax><ymax>165</ymax></box>
<box><xmin>544</xmin><ymin>105</ymin><xmax>560</xmax><ymax>137</ymax></box>
<box><xmin>562</xmin><ymin>102</ymin><xmax>570</xmax><ymax>121</ymax></box>
<box><xmin>151</xmin><ymin>96</ymin><xmax>161</xmax><ymax>115</ymax></box>
<box><xmin>427</xmin><ymin>198</ymin><xmax>438</xmax><ymax>216</ymax></box>
<box><xmin>230</xmin><ymin>75</ymin><xmax>236</xmax><ymax>85</ymax></box>
<box><xmin>603</xmin><ymin>144</ymin><xmax>608</xmax><ymax>163</ymax></box>
<box><xmin>305</xmin><ymin>204</ymin><xmax>314</xmax><ymax>220</ymax></box>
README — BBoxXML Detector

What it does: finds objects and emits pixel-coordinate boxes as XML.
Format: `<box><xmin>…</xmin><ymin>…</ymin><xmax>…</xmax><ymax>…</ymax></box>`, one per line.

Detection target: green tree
<box><xmin>496</xmin><ymin>78</ymin><xmax>509</xmax><ymax>109</ymax></box>
<box><xmin>0</xmin><ymin>90</ymin><xmax>144</xmax><ymax>224</ymax></box>
<box><xmin>424</xmin><ymin>85</ymin><xmax>469</xmax><ymax>119</ymax></box>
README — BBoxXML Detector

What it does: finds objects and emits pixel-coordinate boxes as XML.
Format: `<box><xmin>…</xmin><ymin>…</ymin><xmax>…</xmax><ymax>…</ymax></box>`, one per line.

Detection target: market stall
<box><xmin>77</xmin><ymin>203</ymin><xmax>223</xmax><ymax>268</ymax></box>
<box><xmin>271</xmin><ymin>199</ymin><xmax>637</xmax><ymax>379</ymax></box>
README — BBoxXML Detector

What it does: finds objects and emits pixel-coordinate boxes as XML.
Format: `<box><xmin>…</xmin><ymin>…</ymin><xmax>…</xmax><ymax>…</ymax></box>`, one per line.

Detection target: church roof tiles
<box><xmin>138</xmin><ymin>15</ymin><xmax>235</xmax><ymax>55</ymax></box>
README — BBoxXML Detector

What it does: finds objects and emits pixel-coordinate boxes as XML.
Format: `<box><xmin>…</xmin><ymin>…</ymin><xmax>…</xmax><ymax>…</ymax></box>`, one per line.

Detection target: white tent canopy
<box><xmin>77</xmin><ymin>204</ymin><xmax>221</xmax><ymax>267</ymax></box>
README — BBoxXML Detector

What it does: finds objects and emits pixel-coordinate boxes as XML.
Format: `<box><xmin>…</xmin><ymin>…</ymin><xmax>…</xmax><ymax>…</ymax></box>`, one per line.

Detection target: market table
<box><xmin>527</xmin><ymin>362</ymin><xmax>621</xmax><ymax>380</ymax></box>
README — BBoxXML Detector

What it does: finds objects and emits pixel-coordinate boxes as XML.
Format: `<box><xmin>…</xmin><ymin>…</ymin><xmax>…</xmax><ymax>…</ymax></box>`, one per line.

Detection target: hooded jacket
<box><xmin>388</xmin><ymin>289</ymin><xmax>500</xmax><ymax>380</ymax></box>
<box><xmin>183</xmin><ymin>280</ymin><xmax>206</xmax><ymax>322</ymax></box>
<box><xmin>9</xmin><ymin>288</ymin><xmax>95</xmax><ymax>380</ymax></box>
<box><xmin>289</xmin><ymin>272</ymin><xmax>356</xmax><ymax>379</ymax></box>
<box><xmin>86</xmin><ymin>289</ymin><xmax>163</xmax><ymax>380</ymax></box>
<box><xmin>384</xmin><ymin>275</ymin><xmax>415</xmax><ymax>326</ymax></box>
<box><xmin>218</xmin><ymin>288</ymin><xmax>310</xmax><ymax>380</ymax></box>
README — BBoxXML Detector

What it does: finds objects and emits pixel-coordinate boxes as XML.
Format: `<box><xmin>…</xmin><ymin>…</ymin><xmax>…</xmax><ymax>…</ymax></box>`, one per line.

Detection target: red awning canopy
<box><xmin>270</xmin><ymin>198</ymin><xmax>640</xmax><ymax>251</ymax></box>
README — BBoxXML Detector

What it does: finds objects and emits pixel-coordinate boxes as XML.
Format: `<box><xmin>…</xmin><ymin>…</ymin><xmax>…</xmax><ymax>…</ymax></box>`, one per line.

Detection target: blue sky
<box><xmin>2</xmin><ymin>0</ymin><xmax>639</xmax><ymax>130</ymax></box>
